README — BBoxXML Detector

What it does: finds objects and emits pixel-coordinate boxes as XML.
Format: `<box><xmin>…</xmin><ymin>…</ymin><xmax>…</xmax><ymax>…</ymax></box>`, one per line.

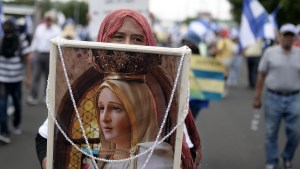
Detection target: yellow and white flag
<box><xmin>190</xmin><ymin>55</ymin><xmax>225</xmax><ymax>101</ymax></box>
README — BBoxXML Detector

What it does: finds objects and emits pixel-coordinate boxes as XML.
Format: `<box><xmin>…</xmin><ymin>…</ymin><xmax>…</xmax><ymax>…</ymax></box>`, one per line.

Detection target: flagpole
<box><xmin>0</xmin><ymin>0</ymin><xmax>3</xmax><ymax>37</ymax></box>
<box><xmin>217</xmin><ymin>0</ymin><xmax>221</xmax><ymax>20</ymax></box>
<box><xmin>33</xmin><ymin>0</ymin><xmax>42</xmax><ymax>28</ymax></box>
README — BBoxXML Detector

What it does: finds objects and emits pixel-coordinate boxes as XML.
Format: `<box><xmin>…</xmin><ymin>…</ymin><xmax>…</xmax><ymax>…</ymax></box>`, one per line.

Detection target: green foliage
<box><xmin>228</xmin><ymin>0</ymin><xmax>300</xmax><ymax>26</ymax></box>
<box><xmin>276</xmin><ymin>0</ymin><xmax>300</xmax><ymax>25</ymax></box>
<box><xmin>39</xmin><ymin>1</ymin><xmax>53</xmax><ymax>15</ymax></box>
<box><xmin>57</xmin><ymin>1</ymin><xmax>89</xmax><ymax>25</ymax></box>
<box><xmin>183</xmin><ymin>17</ymin><xmax>201</xmax><ymax>25</ymax></box>
<box><xmin>227</xmin><ymin>0</ymin><xmax>243</xmax><ymax>23</ymax></box>
<box><xmin>3</xmin><ymin>0</ymin><xmax>35</xmax><ymax>5</ymax></box>
<box><xmin>3</xmin><ymin>0</ymin><xmax>89</xmax><ymax>26</ymax></box>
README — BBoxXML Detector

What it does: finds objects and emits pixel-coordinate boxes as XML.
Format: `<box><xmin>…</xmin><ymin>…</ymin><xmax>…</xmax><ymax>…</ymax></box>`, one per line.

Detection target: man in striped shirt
<box><xmin>0</xmin><ymin>19</ymin><xmax>32</xmax><ymax>144</ymax></box>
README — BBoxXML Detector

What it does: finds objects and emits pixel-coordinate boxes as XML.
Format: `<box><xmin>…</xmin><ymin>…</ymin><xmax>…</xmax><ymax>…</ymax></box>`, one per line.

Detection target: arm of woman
<box><xmin>35</xmin><ymin>119</ymin><xmax>49</xmax><ymax>168</ymax></box>
<box><xmin>35</xmin><ymin>133</ymin><xmax>47</xmax><ymax>169</ymax></box>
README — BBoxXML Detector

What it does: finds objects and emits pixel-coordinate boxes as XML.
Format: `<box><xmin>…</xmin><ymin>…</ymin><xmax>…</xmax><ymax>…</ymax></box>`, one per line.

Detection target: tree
<box><xmin>3</xmin><ymin>0</ymin><xmax>89</xmax><ymax>26</ymax></box>
<box><xmin>56</xmin><ymin>1</ymin><xmax>89</xmax><ymax>26</ymax></box>
<box><xmin>228</xmin><ymin>0</ymin><xmax>300</xmax><ymax>26</ymax></box>
<box><xmin>3</xmin><ymin>0</ymin><xmax>35</xmax><ymax>5</ymax></box>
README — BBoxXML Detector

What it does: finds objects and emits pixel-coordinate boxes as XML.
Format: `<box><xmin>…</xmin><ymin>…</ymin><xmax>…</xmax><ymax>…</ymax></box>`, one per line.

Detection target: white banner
<box><xmin>88</xmin><ymin>0</ymin><xmax>149</xmax><ymax>41</ymax></box>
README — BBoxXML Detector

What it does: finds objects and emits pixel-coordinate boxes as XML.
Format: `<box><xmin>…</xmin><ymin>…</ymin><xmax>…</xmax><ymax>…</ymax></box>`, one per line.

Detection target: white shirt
<box><xmin>31</xmin><ymin>23</ymin><xmax>61</xmax><ymax>53</ymax></box>
<box><xmin>38</xmin><ymin>119</ymin><xmax>48</xmax><ymax>138</ymax></box>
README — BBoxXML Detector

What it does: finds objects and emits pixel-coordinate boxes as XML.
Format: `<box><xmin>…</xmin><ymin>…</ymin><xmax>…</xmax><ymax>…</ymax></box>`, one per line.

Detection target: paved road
<box><xmin>197</xmin><ymin>62</ymin><xmax>300</xmax><ymax>169</ymax></box>
<box><xmin>0</xmin><ymin>89</ymin><xmax>47</xmax><ymax>169</ymax></box>
<box><xmin>0</xmin><ymin>62</ymin><xmax>299</xmax><ymax>169</ymax></box>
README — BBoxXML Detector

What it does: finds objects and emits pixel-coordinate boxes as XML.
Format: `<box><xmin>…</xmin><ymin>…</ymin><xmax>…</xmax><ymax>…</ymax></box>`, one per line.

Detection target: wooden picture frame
<box><xmin>47</xmin><ymin>38</ymin><xmax>191</xmax><ymax>169</ymax></box>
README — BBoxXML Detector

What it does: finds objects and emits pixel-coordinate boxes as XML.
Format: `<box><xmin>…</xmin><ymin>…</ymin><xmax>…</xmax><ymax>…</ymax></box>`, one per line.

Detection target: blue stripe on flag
<box><xmin>270</xmin><ymin>4</ymin><xmax>282</xmax><ymax>29</ymax></box>
<box><xmin>198</xmin><ymin>19</ymin><xmax>211</xmax><ymax>30</ymax></box>
<box><xmin>0</xmin><ymin>1</ymin><xmax>3</xmax><ymax>37</ymax></box>
<box><xmin>243</xmin><ymin>0</ymin><xmax>256</xmax><ymax>36</ymax></box>
<box><xmin>240</xmin><ymin>0</ymin><xmax>277</xmax><ymax>48</ymax></box>
<box><xmin>188</xmin><ymin>19</ymin><xmax>212</xmax><ymax>42</ymax></box>
<box><xmin>202</xmin><ymin>91</ymin><xmax>222</xmax><ymax>101</ymax></box>
<box><xmin>192</xmin><ymin>69</ymin><xmax>224</xmax><ymax>81</ymax></box>
<box><xmin>243</xmin><ymin>0</ymin><xmax>269</xmax><ymax>38</ymax></box>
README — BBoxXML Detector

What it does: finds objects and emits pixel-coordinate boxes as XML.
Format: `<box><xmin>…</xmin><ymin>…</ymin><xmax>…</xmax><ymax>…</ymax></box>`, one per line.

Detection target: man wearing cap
<box><xmin>253</xmin><ymin>23</ymin><xmax>300</xmax><ymax>169</ymax></box>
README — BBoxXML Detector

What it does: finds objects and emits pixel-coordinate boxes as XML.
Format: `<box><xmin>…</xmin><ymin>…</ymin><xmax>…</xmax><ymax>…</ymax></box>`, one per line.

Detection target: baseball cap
<box><xmin>182</xmin><ymin>30</ymin><xmax>201</xmax><ymax>47</ymax></box>
<box><xmin>280</xmin><ymin>23</ymin><xmax>297</xmax><ymax>35</ymax></box>
<box><xmin>44</xmin><ymin>11</ymin><xmax>55</xmax><ymax>21</ymax></box>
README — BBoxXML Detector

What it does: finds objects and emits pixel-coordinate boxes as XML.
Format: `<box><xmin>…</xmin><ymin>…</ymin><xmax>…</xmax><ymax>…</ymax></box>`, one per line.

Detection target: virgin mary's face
<box><xmin>98</xmin><ymin>87</ymin><xmax>131</xmax><ymax>147</ymax></box>
<box><xmin>108</xmin><ymin>17</ymin><xmax>146</xmax><ymax>45</ymax></box>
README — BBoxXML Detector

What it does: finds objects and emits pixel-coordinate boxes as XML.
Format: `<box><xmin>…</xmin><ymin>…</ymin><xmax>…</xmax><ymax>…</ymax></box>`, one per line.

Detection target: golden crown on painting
<box><xmin>89</xmin><ymin>49</ymin><xmax>161</xmax><ymax>75</ymax></box>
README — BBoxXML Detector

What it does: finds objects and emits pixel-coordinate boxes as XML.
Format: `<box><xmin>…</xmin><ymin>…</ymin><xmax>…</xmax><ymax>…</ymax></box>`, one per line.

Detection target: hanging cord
<box><xmin>141</xmin><ymin>46</ymin><xmax>188</xmax><ymax>169</ymax></box>
<box><xmin>55</xmin><ymin>37</ymin><xmax>98</xmax><ymax>168</ymax></box>
<box><xmin>46</xmin><ymin>37</ymin><xmax>190</xmax><ymax>165</ymax></box>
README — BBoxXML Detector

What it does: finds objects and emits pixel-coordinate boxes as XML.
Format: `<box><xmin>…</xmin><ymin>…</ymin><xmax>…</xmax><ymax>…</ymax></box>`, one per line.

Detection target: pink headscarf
<box><xmin>97</xmin><ymin>9</ymin><xmax>156</xmax><ymax>46</ymax></box>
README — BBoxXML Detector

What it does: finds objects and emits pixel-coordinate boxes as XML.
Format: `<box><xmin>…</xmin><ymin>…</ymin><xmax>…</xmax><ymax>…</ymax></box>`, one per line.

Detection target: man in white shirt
<box><xmin>27</xmin><ymin>11</ymin><xmax>61</xmax><ymax>105</ymax></box>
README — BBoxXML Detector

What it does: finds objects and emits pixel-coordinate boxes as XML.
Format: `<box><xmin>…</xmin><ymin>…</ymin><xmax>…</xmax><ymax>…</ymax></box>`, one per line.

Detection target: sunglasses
<box><xmin>45</xmin><ymin>17</ymin><xmax>52</xmax><ymax>22</ymax></box>
<box><xmin>282</xmin><ymin>32</ymin><xmax>295</xmax><ymax>37</ymax></box>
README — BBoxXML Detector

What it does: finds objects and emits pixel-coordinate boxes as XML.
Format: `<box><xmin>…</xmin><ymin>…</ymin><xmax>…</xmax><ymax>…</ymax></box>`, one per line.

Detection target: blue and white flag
<box><xmin>269</xmin><ymin>4</ymin><xmax>282</xmax><ymax>30</ymax></box>
<box><xmin>186</xmin><ymin>19</ymin><xmax>213</xmax><ymax>44</ymax></box>
<box><xmin>265</xmin><ymin>4</ymin><xmax>281</xmax><ymax>40</ymax></box>
<box><xmin>239</xmin><ymin>0</ymin><xmax>276</xmax><ymax>48</ymax></box>
<box><xmin>0</xmin><ymin>1</ymin><xmax>3</xmax><ymax>37</ymax></box>
<box><xmin>188</xmin><ymin>19</ymin><xmax>210</xmax><ymax>39</ymax></box>
<box><xmin>25</xmin><ymin>15</ymin><xmax>34</xmax><ymax>34</ymax></box>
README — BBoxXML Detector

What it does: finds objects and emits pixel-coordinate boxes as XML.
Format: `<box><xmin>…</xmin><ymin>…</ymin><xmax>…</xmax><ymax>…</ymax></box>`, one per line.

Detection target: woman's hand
<box><xmin>42</xmin><ymin>158</ymin><xmax>47</xmax><ymax>169</ymax></box>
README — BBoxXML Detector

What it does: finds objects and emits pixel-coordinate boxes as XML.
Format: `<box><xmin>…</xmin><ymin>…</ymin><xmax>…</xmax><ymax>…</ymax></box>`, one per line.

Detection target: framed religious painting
<box><xmin>46</xmin><ymin>38</ymin><xmax>191</xmax><ymax>169</ymax></box>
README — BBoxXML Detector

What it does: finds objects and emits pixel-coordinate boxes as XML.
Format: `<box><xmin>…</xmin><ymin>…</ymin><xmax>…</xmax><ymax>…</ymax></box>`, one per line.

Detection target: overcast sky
<box><xmin>149</xmin><ymin>0</ymin><xmax>232</xmax><ymax>21</ymax></box>
<box><xmin>57</xmin><ymin>0</ymin><xmax>232</xmax><ymax>21</ymax></box>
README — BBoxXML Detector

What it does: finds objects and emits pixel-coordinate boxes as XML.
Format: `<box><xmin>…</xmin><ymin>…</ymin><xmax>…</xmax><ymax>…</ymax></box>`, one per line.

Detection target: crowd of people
<box><xmin>0</xmin><ymin>10</ymin><xmax>90</xmax><ymax>144</ymax></box>
<box><xmin>178</xmin><ymin>18</ymin><xmax>300</xmax><ymax>169</ymax></box>
<box><xmin>0</xmin><ymin>7</ymin><xmax>299</xmax><ymax>169</ymax></box>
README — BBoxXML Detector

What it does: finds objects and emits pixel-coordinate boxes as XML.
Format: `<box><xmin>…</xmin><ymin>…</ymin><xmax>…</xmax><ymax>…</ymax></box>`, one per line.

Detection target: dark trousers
<box><xmin>189</xmin><ymin>100</ymin><xmax>209</xmax><ymax>118</ymax></box>
<box><xmin>30</xmin><ymin>52</ymin><xmax>50</xmax><ymax>99</ymax></box>
<box><xmin>246</xmin><ymin>57</ymin><xmax>260</xmax><ymax>88</ymax></box>
<box><xmin>0</xmin><ymin>82</ymin><xmax>22</xmax><ymax>136</ymax></box>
